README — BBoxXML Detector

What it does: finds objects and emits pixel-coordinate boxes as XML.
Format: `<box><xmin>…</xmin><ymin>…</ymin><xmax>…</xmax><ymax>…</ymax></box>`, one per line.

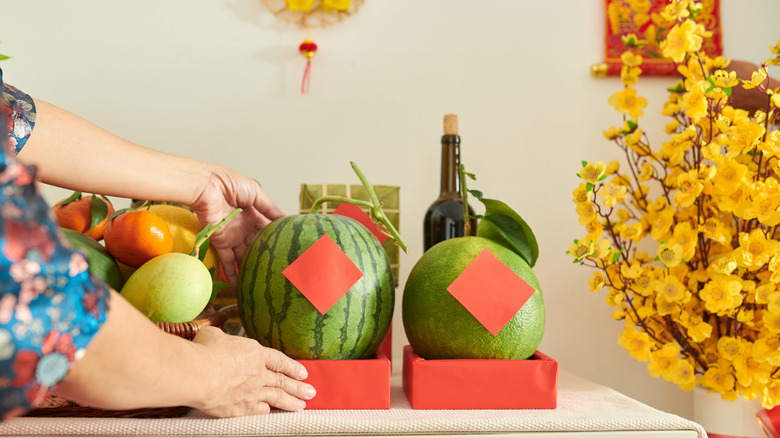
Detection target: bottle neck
<box><xmin>440</xmin><ymin>134</ymin><xmax>462</xmax><ymax>196</ymax></box>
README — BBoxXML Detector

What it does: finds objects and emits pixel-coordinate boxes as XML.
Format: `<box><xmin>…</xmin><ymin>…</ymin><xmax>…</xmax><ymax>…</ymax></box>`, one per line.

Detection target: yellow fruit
<box><xmin>144</xmin><ymin>204</ymin><xmax>220</xmax><ymax>278</ymax></box>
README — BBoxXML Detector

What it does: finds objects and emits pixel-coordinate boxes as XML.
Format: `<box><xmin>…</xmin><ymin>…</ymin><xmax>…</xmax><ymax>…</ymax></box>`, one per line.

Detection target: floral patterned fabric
<box><xmin>0</xmin><ymin>68</ymin><xmax>111</xmax><ymax>419</ymax></box>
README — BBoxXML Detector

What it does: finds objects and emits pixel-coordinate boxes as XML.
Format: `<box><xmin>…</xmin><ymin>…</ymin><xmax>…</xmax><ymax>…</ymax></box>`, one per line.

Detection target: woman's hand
<box><xmin>192</xmin><ymin>327</ymin><xmax>315</xmax><ymax>417</ymax></box>
<box><xmin>189</xmin><ymin>165</ymin><xmax>286</xmax><ymax>283</ymax></box>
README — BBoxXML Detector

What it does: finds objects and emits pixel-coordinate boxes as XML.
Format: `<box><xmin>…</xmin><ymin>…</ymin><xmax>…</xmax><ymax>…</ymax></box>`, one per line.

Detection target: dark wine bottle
<box><xmin>423</xmin><ymin>114</ymin><xmax>477</xmax><ymax>252</ymax></box>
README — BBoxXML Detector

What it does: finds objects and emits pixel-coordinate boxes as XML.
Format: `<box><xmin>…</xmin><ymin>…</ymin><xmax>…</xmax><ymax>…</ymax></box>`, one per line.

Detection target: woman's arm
<box><xmin>17</xmin><ymin>98</ymin><xmax>209</xmax><ymax>205</ymax></box>
<box><xmin>54</xmin><ymin>290</ymin><xmax>315</xmax><ymax>416</ymax></box>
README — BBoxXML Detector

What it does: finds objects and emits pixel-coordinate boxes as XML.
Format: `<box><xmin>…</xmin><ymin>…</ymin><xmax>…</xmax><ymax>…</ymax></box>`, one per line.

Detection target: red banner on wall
<box><xmin>593</xmin><ymin>0</ymin><xmax>722</xmax><ymax>76</ymax></box>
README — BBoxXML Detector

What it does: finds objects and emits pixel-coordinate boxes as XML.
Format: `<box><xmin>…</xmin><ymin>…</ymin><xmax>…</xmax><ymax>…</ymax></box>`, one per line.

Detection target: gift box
<box><xmin>402</xmin><ymin>345</ymin><xmax>558</xmax><ymax>409</ymax></box>
<box><xmin>299</xmin><ymin>350</ymin><xmax>391</xmax><ymax>410</ymax></box>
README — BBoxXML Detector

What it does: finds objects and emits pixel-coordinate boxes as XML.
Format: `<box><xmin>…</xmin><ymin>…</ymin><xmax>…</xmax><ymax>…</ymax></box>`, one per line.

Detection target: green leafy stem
<box><xmin>310</xmin><ymin>161</ymin><xmax>407</xmax><ymax>253</ymax></box>
<box><xmin>459</xmin><ymin>164</ymin><xmax>539</xmax><ymax>267</ymax></box>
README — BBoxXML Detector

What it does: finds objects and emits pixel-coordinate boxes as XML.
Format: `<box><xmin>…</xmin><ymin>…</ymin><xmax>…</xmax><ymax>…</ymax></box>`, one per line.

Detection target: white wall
<box><xmin>2</xmin><ymin>0</ymin><xmax>779</xmax><ymax>421</ymax></box>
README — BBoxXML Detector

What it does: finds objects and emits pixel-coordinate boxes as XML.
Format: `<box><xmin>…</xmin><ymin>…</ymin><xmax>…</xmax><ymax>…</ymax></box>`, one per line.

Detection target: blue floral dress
<box><xmin>0</xmin><ymin>68</ymin><xmax>111</xmax><ymax>419</ymax></box>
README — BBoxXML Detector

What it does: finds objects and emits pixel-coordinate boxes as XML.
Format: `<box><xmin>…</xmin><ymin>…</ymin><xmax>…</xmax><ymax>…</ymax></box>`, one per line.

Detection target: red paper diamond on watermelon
<box><xmin>446</xmin><ymin>248</ymin><xmax>536</xmax><ymax>336</ymax></box>
<box><xmin>282</xmin><ymin>235</ymin><xmax>364</xmax><ymax>315</ymax></box>
<box><xmin>333</xmin><ymin>203</ymin><xmax>388</xmax><ymax>244</ymax></box>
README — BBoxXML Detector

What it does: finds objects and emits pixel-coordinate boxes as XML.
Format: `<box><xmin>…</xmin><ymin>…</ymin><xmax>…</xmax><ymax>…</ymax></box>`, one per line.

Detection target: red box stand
<box><xmin>299</xmin><ymin>351</ymin><xmax>391</xmax><ymax>409</ymax></box>
<box><xmin>402</xmin><ymin>345</ymin><xmax>558</xmax><ymax>409</ymax></box>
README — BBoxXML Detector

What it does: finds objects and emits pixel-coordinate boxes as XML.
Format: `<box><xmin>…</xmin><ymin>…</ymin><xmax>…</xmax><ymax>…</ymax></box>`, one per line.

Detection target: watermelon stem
<box><xmin>309</xmin><ymin>162</ymin><xmax>407</xmax><ymax>253</ymax></box>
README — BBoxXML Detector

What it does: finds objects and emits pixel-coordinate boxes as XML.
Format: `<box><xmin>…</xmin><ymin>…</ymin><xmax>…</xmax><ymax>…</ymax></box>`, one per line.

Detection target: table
<box><xmin>0</xmin><ymin>371</ymin><xmax>706</xmax><ymax>437</ymax></box>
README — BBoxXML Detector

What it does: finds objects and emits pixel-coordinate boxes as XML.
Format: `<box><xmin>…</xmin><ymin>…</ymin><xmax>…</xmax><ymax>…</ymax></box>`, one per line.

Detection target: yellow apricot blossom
<box><xmin>736</xmin><ymin>229</ymin><xmax>779</xmax><ymax>271</ymax></box>
<box><xmin>673</xmin><ymin>170</ymin><xmax>703</xmax><ymax>208</ymax></box>
<box><xmin>588</xmin><ymin>272</ymin><xmax>606</xmax><ymax>292</ymax></box>
<box><xmin>700</xmin><ymin>275</ymin><xmax>743</xmax><ymax>315</ymax></box>
<box><xmin>661</xmin><ymin>19</ymin><xmax>702</xmax><ymax>63</ymax></box>
<box><xmin>598</xmin><ymin>179</ymin><xmax>628</xmax><ymax>207</ymax></box>
<box><xmin>657</xmin><ymin>242</ymin><xmax>684</xmax><ymax>268</ymax></box>
<box><xmin>608</xmin><ymin>87</ymin><xmax>647</xmax><ymax>118</ymax></box>
<box><xmin>618</xmin><ymin>326</ymin><xmax>653</xmax><ymax>362</ymax></box>
<box><xmin>578</xmin><ymin>161</ymin><xmax>607</xmax><ymax>185</ymax></box>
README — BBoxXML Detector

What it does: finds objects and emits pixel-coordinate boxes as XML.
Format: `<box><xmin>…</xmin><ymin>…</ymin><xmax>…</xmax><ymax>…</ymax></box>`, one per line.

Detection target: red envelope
<box><xmin>447</xmin><ymin>248</ymin><xmax>536</xmax><ymax>336</ymax></box>
<box><xmin>282</xmin><ymin>235</ymin><xmax>364</xmax><ymax>314</ymax></box>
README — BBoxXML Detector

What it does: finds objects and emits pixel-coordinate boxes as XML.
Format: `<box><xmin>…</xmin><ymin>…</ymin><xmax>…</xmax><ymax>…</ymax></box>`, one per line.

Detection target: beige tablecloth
<box><xmin>0</xmin><ymin>371</ymin><xmax>706</xmax><ymax>437</ymax></box>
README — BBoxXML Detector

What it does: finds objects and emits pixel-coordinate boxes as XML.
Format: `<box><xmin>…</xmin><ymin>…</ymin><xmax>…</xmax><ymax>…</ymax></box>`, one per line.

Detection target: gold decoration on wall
<box><xmin>260</xmin><ymin>0</ymin><xmax>364</xmax><ymax>28</ymax></box>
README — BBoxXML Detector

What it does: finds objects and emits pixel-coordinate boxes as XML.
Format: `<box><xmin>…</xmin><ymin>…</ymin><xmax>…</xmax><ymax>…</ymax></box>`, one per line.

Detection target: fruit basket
<box><xmin>25</xmin><ymin>306</ymin><xmax>232</xmax><ymax>418</ymax></box>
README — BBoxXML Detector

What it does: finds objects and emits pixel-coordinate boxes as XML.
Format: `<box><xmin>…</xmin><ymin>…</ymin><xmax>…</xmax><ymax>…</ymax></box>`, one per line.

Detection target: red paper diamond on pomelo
<box><xmin>333</xmin><ymin>203</ymin><xmax>388</xmax><ymax>244</ymax></box>
<box><xmin>447</xmin><ymin>248</ymin><xmax>536</xmax><ymax>336</ymax></box>
<box><xmin>283</xmin><ymin>235</ymin><xmax>364</xmax><ymax>315</ymax></box>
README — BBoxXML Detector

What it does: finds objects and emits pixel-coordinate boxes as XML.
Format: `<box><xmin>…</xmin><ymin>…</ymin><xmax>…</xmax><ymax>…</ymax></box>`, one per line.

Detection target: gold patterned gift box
<box><xmin>299</xmin><ymin>184</ymin><xmax>400</xmax><ymax>287</ymax></box>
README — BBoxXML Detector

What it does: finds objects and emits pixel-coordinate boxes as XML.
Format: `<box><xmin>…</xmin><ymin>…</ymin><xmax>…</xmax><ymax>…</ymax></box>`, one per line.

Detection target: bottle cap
<box><xmin>443</xmin><ymin>114</ymin><xmax>458</xmax><ymax>135</ymax></box>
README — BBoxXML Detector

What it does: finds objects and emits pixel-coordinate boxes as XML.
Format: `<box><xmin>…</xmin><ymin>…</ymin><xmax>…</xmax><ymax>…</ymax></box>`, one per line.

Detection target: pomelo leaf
<box><xmin>473</xmin><ymin>197</ymin><xmax>539</xmax><ymax>267</ymax></box>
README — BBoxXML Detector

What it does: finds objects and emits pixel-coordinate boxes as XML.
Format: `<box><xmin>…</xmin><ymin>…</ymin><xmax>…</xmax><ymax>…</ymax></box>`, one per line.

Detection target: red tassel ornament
<box><xmin>299</xmin><ymin>38</ymin><xmax>318</xmax><ymax>94</ymax></box>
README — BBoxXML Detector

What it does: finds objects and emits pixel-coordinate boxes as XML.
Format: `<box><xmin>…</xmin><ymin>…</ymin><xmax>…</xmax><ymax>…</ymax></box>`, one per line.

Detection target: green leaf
<box><xmin>598</xmin><ymin>174</ymin><xmax>607</xmax><ymax>181</ymax></box>
<box><xmin>464</xmin><ymin>171</ymin><xmax>477</xmax><ymax>180</ymax></box>
<box><xmin>474</xmin><ymin>197</ymin><xmax>538</xmax><ymax>267</ymax></box>
<box><xmin>54</xmin><ymin>191</ymin><xmax>82</xmax><ymax>207</ymax></box>
<box><xmin>88</xmin><ymin>195</ymin><xmax>109</xmax><ymax>233</ymax></box>
<box><xmin>581</xmin><ymin>160</ymin><xmax>588</xmax><ymax>168</ymax></box>
<box><xmin>105</xmin><ymin>207</ymin><xmax>134</xmax><ymax>223</ymax></box>
<box><xmin>586</xmin><ymin>182</ymin><xmax>594</xmax><ymax>192</ymax></box>
<box><xmin>611</xmin><ymin>249</ymin><xmax>622</xmax><ymax>263</ymax></box>
<box><xmin>0</xmin><ymin>54</ymin><xmax>10</xmax><ymax>61</ymax></box>
<box><xmin>209</xmin><ymin>280</ymin><xmax>233</xmax><ymax>302</ymax></box>
<box><xmin>468</xmin><ymin>189</ymin><xmax>484</xmax><ymax>200</ymax></box>
<box><xmin>724</xmin><ymin>87</ymin><xmax>732</xmax><ymax>97</ymax></box>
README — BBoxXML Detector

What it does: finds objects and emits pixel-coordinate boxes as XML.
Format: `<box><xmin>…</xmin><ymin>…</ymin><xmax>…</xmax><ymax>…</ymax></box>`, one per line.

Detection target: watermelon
<box><xmin>237</xmin><ymin>214</ymin><xmax>394</xmax><ymax>360</ymax></box>
<box><xmin>60</xmin><ymin>227</ymin><xmax>125</xmax><ymax>291</ymax></box>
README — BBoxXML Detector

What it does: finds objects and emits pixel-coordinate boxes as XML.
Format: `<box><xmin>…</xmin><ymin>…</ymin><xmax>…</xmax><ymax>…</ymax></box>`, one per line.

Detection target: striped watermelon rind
<box><xmin>237</xmin><ymin>214</ymin><xmax>394</xmax><ymax>360</ymax></box>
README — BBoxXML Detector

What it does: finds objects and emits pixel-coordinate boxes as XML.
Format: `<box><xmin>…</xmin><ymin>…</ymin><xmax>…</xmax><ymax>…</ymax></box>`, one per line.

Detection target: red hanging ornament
<box><xmin>299</xmin><ymin>38</ymin><xmax>318</xmax><ymax>94</ymax></box>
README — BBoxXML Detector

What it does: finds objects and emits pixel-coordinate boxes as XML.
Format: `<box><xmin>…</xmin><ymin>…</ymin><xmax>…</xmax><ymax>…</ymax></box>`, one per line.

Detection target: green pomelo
<box><xmin>120</xmin><ymin>252</ymin><xmax>212</xmax><ymax>323</ymax></box>
<box><xmin>61</xmin><ymin>227</ymin><xmax>125</xmax><ymax>291</ymax></box>
<box><xmin>237</xmin><ymin>214</ymin><xmax>394</xmax><ymax>360</ymax></box>
<box><xmin>402</xmin><ymin>236</ymin><xmax>545</xmax><ymax>360</ymax></box>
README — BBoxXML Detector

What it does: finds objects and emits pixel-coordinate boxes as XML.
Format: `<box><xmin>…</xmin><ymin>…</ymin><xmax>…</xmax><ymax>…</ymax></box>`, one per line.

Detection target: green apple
<box><xmin>120</xmin><ymin>252</ymin><xmax>212</xmax><ymax>323</ymax></box>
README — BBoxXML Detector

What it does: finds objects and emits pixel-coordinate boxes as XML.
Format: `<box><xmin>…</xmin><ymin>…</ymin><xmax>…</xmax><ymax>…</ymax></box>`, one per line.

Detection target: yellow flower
<box><xmin>605</xmin><ymin>160</ymin><xmax>620</xmax><ymax>175</ymax></box>
<box><xmin>621</xmin><ymin>67</ymin><xmax>642</xmax><ymax>86</ymax></box>
<box><xmin>669</xmin><ymin>359</ymin><xmax>696</xmax><ymax>391</ymax></box>
<box><xmin>285</xmin><ymin>0</ymin><xmax>315</xmax><ymax>11</ymax></box>
<box><xmin>670</xmin><ymin>221</ymin><xmax>697</xmax><ymax>262</ymax></box>
<box><xmin>592</xmin><ymin>239</ymin><xmax>612</xmax><ymax>260</ymax></box>
<box><xmin>608</xmin><ymin>87</ymin><xmax>648</xmax><ymax>118</ymax></box>
<box><xmin>657</xmin><ymin>242</ymin><xmax>684</xmax><ymax>268</ymax></box>
<box><xmin>741</xmin><ymin>68</ymin><xmax>767</xmax><ymax>90</ymax></box>
<box><xmin>661</xmin><ymin>19</ymin><xmax>702</xmax><ymax>63</ymax></box>
<box><xmin>322</xmin><ymin>0</ymin><xmax>350</xmax><ymax>11</ymax></box>
<box><xmin>753</xmin><ymin>338</ymin><xmax>780</xmax><ymax>366</ymax></box>
<box><xmin>699</xmin><ymin>365</ymin><xmax>736</xmax><ymax>396</ymax></box>
<box><xmin>597</xmin><ymin>179</ymin><xmax>628</xmax><ymax>207</ymax></box>
<box><xmin>661</xmin><ymin>0</ymin><xmax>690</xmax><ymax>21</ymax></box>
<box><xmin>620</xmin><ymin>222</ymin><xmax>645</xmax><ymax>242</ymax></box>
<box><xmin>638</xmin><ymin>163</ymin><xmax>654</xmax><ymax>182</ymax></box>
<box><xmin>707</xmin><ymin>253</ymin><xmax>737</xmax><ymax>275</ymax></box>
<box><xmin>647</xmin><ymin>206</ymin><xmax>675</xmax><ymax>241</ymax></box>
<box><xmin>699</xmin><ymin>217</ymin><xmax>731</xmax><ymax>244</ymax></box>
<box><xmin>603</xmin><ymin>126</ymin><xmax>621</xmax><ymax>140</ymax></box>
<box><xmin>762</xmin><ymin>311</ymin><xmax>780</xmax><ymax>335</ymax></box>
<box><xmin>584</xmin><ymin>217</ymin><xmax>604</xmax><ymax>242</ymax></box>
<box><xmin>648</xmin><ymin>342</ymin><xmax>681</xmax><ymax>379</ymax></box>
<box><xmin>620</xmin><ymin>262</ymin><xmax>642</xmax><ymax>279</ymax></box>
<box><xmin>711</xmin><ymin>158</ymin><xmax>748</xmax><ymax>195</ymax></box>
<box><xmin>621</xmin><ymin>51</ymin><xmax>643</xmax><ymax>67</ymax></box>
<box><xmin>578</xmin><ymin>161</ymin><xmax>607</xmax><ymax>185</ymax></box>
<box><xmin>717</xmin><ymin>336</ymin><xmax>746</xmax><ymax>361</ymax></box>
<box><xmin>745</xmin><ymin>182</ymin><xmax>780</xmax><ymax>226</ymax></box>
<box><xmin>710</xmin><ymin>70</ymin><xmax>740</xmax><ymax>88</ymax></box>
<box><xmin>576</xmin><ymin>202</ymin><xmax>597</xmax><ymax>225</ymax></box>
<box><xmin>618</xmin><ymin>326</ymin><xmax>653</xmax><ymax>362</ymax></box>
<box><xmin>588</xmin><ymin>272</ymin><xmax>606</xmax><ymax>292</ymax></box>
<box><xmin>606</xmin><ymin>288</ymin><xmax>625</xmax><ymax>307</ymax></box>
<box><xmin>680</xmin><ymin>80</ymin><xmax>709</xmax><ymax>122</ymax></box>
<box><xmin>655</xmin><ymin>274</ymin><xmax>689</xmax><ymax>302</ymax></box>
<box><xmin>572</xmin><ymin>183</ymin><xmax>591</xmax><ymax>204</ymax></box>
<box><xmin>673</xmin><ymin>170</ymin><xmax>703</xmax><ymax>208</ymax></box>
<box><xmin>772</xmin><ymin>92</ymin><xmax>780</xmax><ymax>109</ymax></box>
<box><xmin>700</xmin><ymin>275</ymin><xmax>743</xmax><ymax>315</ymax></box>
<box><xmin>567</xmin><ymin>239</ymin><xmax>595</xmax><ymax>262</ymax></box>
<box><xmin>736</xmin><ymin>229</ymin><xmax>779</xmax><ymax>271</ymax></box>
<box><xmin>680</xmin><ymin>311</ymin><xmax>712</xmax><ymax>342</ymax></box>
<box><xmin>755</xmin><ymin>285</ymin><xmax>776</xmax><ymax>305</ymax></box>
